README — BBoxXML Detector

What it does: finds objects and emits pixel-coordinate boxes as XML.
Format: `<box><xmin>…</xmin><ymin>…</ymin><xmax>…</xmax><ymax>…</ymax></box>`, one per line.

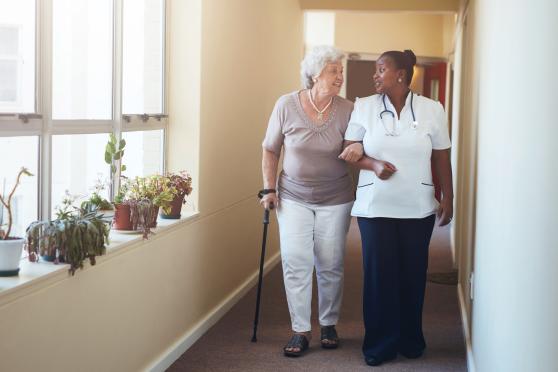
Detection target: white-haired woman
<box><xmin>260</xmin><ymin>45</ymin><xmax>363</xmax><ymax>357</ymax></box>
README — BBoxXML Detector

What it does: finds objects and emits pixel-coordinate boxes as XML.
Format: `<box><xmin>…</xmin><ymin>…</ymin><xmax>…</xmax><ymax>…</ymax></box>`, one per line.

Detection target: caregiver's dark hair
<box><xmin>380</xmin><ymin>49</ymin><xmax>417</xmax><ymax>85</ymax></box>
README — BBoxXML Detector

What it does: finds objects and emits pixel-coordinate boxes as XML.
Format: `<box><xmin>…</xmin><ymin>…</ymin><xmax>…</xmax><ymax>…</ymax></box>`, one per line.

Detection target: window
<box><xmin>0</xmin><ymin>0</ymin><xmax>36</xmax><ymax>113</ymax></box>
<box><xmin>51</xmin><ymin>133</ymin><xmax>111</xmax><ymax>216</ymax></box>
<box><xmin>52</xmin><ymin>0</ymin><xmax>113</xmax><ymax>120</ymax></box>
<box><xmin>122</xmin><ymin>0</ymin><xmax>164</xmax><ymax>115</ymax></box>
<box><xmin>122</xmin><ymin>129</ymin><xmax>164</xmax><ymax>178</ymax></box>
<box><xmin>0</xmin><ymin>0</ymin><xmax>167</xmax><ymax>225</ymax></box>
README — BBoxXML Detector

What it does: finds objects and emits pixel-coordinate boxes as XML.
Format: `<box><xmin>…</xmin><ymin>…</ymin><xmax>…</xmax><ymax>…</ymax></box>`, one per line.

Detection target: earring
<box><xmin>398</xmin><ymin>78</ymin><xmax>402</xmax><ymax>83</ymax></box>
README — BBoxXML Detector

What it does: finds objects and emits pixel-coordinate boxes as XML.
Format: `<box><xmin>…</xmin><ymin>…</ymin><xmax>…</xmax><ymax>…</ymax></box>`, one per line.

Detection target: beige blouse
<box><xmin>262</xmin><ymin>91</ymin><xmax>354</xmax><ymax>205</ymax></box>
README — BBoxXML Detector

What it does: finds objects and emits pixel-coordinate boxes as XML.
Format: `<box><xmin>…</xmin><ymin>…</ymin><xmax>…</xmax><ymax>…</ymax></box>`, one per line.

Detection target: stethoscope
<box><xmin>379</xmin><ymin>92</ymin><xmax>419</xmax><ymax>136</ymax></box>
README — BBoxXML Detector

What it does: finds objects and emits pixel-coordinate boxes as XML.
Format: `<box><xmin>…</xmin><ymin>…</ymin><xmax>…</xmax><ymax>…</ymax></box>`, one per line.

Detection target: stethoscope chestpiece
<box><xmin>380</xmin><ymin>92</ymin><xmax>419</xmax><ymax>135</ymax></box>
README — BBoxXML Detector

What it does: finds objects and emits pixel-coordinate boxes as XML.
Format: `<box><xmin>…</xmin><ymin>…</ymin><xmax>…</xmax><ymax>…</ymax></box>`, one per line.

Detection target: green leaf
<box><xmin>111</xmin><ymin>164</ymin><xmax>116</xmax><ymax>173</ymax></box>
<box><xmin>104</xmin><ymin>149</ymin><xmax>112</xmax><ymax>164</ymax></box>
<box><xmin>121</xmin><ymin>165</ymin><xmax>127</xmax><ymax>172</ymax></box>
<box><xmin>119</xmin><ymin>139</ymin><xmax>126</xmax><ymax>150</ymax></box>
<box><xmin>113</xmin><ymin>151</ymin><xmax>122</xmax><ymax>160</ymax></box>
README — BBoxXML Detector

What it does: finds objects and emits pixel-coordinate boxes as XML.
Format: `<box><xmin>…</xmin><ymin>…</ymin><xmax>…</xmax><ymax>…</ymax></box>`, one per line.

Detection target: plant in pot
<box><xmin>81</xmin><ymin>174</ymin><xmax>113</xmax><ymax>219</ymax></box>
<box><xmin>27</xmin><ymin>190</ymin><xmax>83</xmax><ymax>262</ymax></box>
<box><xmin>122</xmin><ymin>175</ymin><xmax>174</xmax><ymax>239</ymax></box>
<box><xmin>104</xmin><ymin>134</ymin><xmax>129</xmax><ymax>229</ymax></box>
<box><xmin>0</xmin><ymin>167</ymin><xmax>33</xmax><ymax>276</ymax></box>
<box><xmin>26</xmin><ymin>205</ymin><xmax>110</xmax><ymax>275</ymax></box>
<box><xmin>160</xmin><ymin>171</ymin><xmax>193</xmax><ymax>219</ymax></box>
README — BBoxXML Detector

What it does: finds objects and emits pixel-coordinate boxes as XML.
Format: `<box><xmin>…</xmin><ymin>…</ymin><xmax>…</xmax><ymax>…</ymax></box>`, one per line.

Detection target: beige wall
<box><xmin>442</xmin><ymin>14</ymin><xmax>457</xmax><ymax>57</ymax></box>
<box><xmin>0</xmin><ymin>1</ymin><xmax>303</xmax><ymax>370</ymax></box>
<box><xmin>452</xmin><ymin>0</ymin><xmax>479</xmax><ymax>340</ymax></box>
<box><xmin>198</xmin><ymin>0</ymin><xmax>303</xmax><ymax>214</ymax></box>
<box><xmin>470</xmin><ymin>0</ymin><xmax>558</xmax><ymax>371</ymax></box>
<box><xmin>334</xmin><ymin>12</ymin><xmax>447</xmax><ymax>58</ymax></box>
<box><xmin>450</xmin><ymin>1</ymin><xmax>558</xmax><ymax>371</ymax></box>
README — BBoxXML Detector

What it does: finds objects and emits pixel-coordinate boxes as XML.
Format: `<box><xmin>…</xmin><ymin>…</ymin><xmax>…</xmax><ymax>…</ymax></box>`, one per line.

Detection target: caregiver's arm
<box><xmin>341</xmin><ymin>140</ymin><xmax>397</xmax><ymax>180</ymax></box>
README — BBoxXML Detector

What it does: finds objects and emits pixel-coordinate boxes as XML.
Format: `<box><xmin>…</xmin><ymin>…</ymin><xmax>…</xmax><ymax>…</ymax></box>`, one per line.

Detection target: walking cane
<box><xmin>251</xmin><ymin>199</ymin><xmax>274</xmax><ymax>342</ymax></box>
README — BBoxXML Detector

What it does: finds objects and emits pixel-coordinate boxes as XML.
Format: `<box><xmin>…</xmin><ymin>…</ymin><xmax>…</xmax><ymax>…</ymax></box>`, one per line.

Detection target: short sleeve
<box><xmin>430</xmin><ymin>101</ymin><xmax>451</xmax><ymax>150</ymax></box>
<box><xmin>262</xmin><ymin>98</ymin><xmax>285</xmax><ymax>155</ymax></box>
<box><xmin>344</xmin><ymin>97</ymin><xmax>366</xmax><ymax>141</ymax></box>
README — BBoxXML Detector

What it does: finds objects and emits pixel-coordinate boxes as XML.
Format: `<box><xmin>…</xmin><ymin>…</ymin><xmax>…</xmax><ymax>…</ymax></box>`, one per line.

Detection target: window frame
<box><xmin>0</xmin><ymin>0</ymin><xmax>168</xmax><ymax>222</ymax></box>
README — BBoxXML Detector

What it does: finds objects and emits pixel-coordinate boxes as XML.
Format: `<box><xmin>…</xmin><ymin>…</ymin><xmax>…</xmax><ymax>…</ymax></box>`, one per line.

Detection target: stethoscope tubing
<box><xmin>379</xmin><ymin>92</ymin><xmax>416</xmax><ymax>122</ymax></box>
<box><xmin>379</xmin><ymin>92</ymin><xmax>417</xmax><ymax>136</ymax></box>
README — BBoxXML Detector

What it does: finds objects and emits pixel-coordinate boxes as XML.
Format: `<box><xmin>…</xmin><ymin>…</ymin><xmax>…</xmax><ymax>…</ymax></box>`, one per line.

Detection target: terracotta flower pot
<box><xmin>160</xmin><ymin>193</ymin><xmax>185</xmax><ymax>220</ymax></box>
<box><xmin>113</xmin><ymin>203</ymin><xmax>133</xmax><ymax>230</ymax></box>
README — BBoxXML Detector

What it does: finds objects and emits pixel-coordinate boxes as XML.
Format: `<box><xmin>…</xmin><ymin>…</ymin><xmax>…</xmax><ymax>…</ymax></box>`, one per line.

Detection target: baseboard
<box><xmin>457</xmin><ymin>283</ymin><xmax>476</xmax><ymax>372</ymax></box>
<box><xmin>146</xmin><ymin>251</ymin><xmax>282</xmax><ymax>372</ymax></box>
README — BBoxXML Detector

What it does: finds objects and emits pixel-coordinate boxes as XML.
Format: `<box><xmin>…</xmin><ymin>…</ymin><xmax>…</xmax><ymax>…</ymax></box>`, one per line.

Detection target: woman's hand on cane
<box><xmin>260</xmin><ymin>193</ymin><xmax>278</xmax><ymax>210</ymax></box>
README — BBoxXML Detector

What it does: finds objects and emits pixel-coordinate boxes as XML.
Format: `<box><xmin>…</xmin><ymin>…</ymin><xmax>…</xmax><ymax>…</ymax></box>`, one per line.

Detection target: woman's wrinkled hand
<box><xmin>437</xmin><ymin>197</ymin><xmax>453</xmax><ymax>226</ymax></box>
<box><xmin>259</xmin><ymin>193</ymin><xmax>278</xmax><ymax>210</ymax></box>
<box><xmin>338</xmin><ymin>143</ymin><xmax>364</xmax><ymax>163</ymax></box>
<box><xmin>371</xmin><ymin>159</ymin><xmax>397</xmax><ymax>180</ymax></box>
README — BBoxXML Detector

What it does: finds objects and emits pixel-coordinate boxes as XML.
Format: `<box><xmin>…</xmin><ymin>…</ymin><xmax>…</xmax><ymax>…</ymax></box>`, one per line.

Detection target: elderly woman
<box><xmin>260</xmin><ymin>45</ymin><xmax>362</xmax><ymax>357</ymax></box>
<box><xmin>341</xmin><ymin>49</ymin><xmax>453</xmax><ymax>366</ymax></box>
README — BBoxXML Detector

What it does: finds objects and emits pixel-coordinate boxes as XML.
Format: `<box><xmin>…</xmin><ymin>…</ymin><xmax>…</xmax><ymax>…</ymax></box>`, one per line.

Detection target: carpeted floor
<box><xmin>168</xmin><ymin>219</ymin><xmax>467</xmax><ymax>371</ymax></box>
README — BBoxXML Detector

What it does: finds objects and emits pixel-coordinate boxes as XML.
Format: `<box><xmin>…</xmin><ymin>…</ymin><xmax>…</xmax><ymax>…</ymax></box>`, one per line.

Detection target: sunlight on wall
<box><xmin>304</xmin><ymin>11</ymin><xmax>335</xmax><ymax>51</ymax></box>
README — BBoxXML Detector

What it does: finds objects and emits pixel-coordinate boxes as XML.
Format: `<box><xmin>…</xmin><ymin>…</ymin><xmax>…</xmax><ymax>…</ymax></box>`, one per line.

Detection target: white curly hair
<box><xmin>300</xmin><ymin>45</ymin><xmax>345</xmax><ymax>89</ymax></box>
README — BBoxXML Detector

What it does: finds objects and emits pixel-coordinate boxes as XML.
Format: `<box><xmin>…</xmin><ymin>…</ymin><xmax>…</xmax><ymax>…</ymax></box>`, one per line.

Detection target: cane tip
<box><xmin>251</xmin><ymin>336</ymin><xmax>257</xmax><ymax>342</ymax></box>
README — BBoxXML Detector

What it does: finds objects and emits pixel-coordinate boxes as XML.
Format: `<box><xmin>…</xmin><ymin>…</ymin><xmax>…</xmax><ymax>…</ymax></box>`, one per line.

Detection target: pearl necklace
<box><xmin>307</xmin><ymin>89</ymin><xmax>333</xmax><ymax>121</ymax></box>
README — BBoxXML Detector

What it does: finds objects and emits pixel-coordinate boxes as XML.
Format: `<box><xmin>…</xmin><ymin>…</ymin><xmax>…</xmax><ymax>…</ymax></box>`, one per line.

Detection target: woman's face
<box><xmin>315</xmin><ymin>61</ymin><xmax>344</xmax><ymax>95</ymax></box>
<box><xmin>373</xmin><ymin>56</ymin><xmax>402</xmax><ymax>94</ymax></box>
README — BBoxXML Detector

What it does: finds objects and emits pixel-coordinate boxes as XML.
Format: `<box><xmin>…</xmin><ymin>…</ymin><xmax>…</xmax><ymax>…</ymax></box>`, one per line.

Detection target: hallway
<box><xmin>169</xmin><ymin>219</ymin><xmax>466</xmax><ymax>371</ymax></box>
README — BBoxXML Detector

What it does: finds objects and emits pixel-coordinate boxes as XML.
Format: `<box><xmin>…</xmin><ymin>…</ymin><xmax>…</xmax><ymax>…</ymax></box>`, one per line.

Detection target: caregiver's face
<box><xmin>373</xmin><ymin>56</ymin><xmax>399</xmax><ymax>94</ymax></box>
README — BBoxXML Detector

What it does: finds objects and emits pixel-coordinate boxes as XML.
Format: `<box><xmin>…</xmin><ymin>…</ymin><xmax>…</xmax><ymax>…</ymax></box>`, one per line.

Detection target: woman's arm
<box><xmin>341</xmin><ymin>140</ymin><xmax>397</xmax><ymax>180</ymax></box>
<box><xmin>432</xmin><ymin>149</ymin><xmax>453</xmax><ymax>226</ymax></box>
<box><xmin>261</xmin><ymin>149</ymin><xmax>280</xmax><ymax>209</ymax></box>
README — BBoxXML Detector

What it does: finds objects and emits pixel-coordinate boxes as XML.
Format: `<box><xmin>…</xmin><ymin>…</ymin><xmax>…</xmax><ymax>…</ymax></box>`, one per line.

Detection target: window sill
<box><xmin>0</xmin><ymin>211</ymin><xmax>200</xmax><ymax>307</ymax></box>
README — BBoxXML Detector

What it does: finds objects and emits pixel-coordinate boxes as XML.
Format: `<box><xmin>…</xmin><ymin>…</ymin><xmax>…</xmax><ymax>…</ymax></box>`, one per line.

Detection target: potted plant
<box><xmin>117</xmin><ymin>175</ymin><xmax>174</xmax><ymax>238</ymax></box>
<box><xmin>26</xmin><ymin>205</ymin><xmax>110</xmax><ymax>275</ymax></box>
<box><xmin>0</xmin><ymin>167</ymin><xmax>33</xmax><ymax>276</ymax></box>
<box><xmin>31</xmin><ymin>190</ymin><xmax>82</xmax><ymax>262</ymax></box>
<box><xmin>104</xmin><ymin>133</ymin><xmax>129</xmax><ymax>229</ymax></box>
<box><xmin>81</xmin><ymin>174</ymin><xmax>114</xmax><ymax>219</ymax></box>
<box><xmin>160</xmin><ymin>171</ymin><xmax>193</xmax><ymax>219</ymax></box>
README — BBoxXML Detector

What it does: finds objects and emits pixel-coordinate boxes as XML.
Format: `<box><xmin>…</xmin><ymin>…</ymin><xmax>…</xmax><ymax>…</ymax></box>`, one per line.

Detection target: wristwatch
<box><xmin>257</xmin><ymin>189</ymin><xmax>276</xmax><ymax>199</ymax></box>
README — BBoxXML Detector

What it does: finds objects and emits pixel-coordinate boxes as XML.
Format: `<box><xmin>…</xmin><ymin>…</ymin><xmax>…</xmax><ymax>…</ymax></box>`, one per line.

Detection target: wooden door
<box><xmin>346</xmin><ymin>60</ymin><xmax>376</xmax><ymax>102</ymax></box>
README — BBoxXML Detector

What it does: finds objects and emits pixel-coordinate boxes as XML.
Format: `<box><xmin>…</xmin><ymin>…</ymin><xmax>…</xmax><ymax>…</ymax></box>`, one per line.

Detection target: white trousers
<box><xmin>276</xmin><ymin>198</ymin><xmax>353</xmax><ymax>332</ymax></box>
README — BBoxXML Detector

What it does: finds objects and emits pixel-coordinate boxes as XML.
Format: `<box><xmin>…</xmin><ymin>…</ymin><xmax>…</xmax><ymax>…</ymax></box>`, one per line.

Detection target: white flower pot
<box><xmin>0</xmin><ymin>238</ymin><xmax>25</xmax><ymax>276</ymax></box>
<box><xmin>98</xmin><ymin>209</ymin><xmax>115</xmax><ymax>220</ymax></box>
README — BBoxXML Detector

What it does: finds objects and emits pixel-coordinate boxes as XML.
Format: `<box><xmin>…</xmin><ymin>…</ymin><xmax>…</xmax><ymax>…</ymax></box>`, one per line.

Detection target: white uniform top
<box><xmin>345</xmin><ymin>92</ymin><xmax>451</xmax><ymax>219</ymax></box>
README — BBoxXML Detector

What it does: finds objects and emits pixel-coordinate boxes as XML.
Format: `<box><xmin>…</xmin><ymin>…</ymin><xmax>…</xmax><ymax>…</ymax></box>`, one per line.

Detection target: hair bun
<box><xmin>403</xmin><ymin>49</ymin><xmax>417</xmax><ymax>66</ymax></box>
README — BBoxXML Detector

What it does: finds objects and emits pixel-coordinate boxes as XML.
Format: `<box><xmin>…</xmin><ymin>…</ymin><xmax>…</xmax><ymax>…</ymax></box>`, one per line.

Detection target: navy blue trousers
<box><xmin>357</xmin><ymin>215</ymin><xmax>435</xmax><ymax>359</ymax></box>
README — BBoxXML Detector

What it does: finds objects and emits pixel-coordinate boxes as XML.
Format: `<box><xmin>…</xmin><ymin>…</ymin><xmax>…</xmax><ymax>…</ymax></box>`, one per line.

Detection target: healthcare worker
<box><xmin>339</xmin><ymin>49</ymin><xmax>453</xmax><ymax>367</ymax></box>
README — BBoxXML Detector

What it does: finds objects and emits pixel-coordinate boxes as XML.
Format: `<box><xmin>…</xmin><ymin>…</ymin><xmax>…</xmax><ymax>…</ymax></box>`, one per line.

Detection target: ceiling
<box><xmin>299</xmin><ymin>0</ymin><xmax>459</xmax><ymax>13</ymax></box>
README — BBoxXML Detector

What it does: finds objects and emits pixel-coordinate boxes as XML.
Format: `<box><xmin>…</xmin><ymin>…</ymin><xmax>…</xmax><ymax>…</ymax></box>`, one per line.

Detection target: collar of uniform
<box><xmin>381</xmin><ymin>91</ymin><xmax>414</xmax><ymax>118</ymax></box>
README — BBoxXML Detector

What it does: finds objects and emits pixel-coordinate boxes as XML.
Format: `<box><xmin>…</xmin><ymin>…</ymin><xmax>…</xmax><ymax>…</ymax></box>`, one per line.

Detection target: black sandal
<box><xmin>320</xmin><ymin>325</ymin><xmax>339</xmax><ymax>349</ymax></box>
<box><xmin>283</xmin><ymin>334</ymin><xmax>309</xmax><ymax>357</ymax></box>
